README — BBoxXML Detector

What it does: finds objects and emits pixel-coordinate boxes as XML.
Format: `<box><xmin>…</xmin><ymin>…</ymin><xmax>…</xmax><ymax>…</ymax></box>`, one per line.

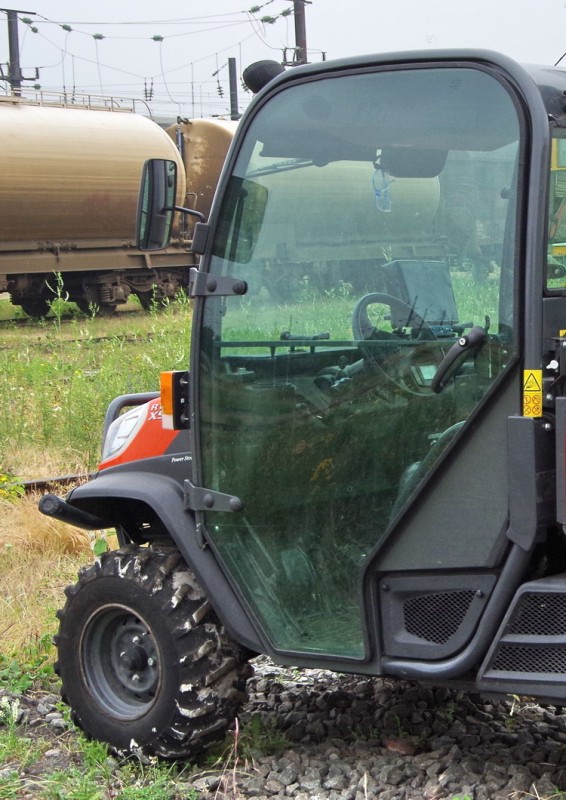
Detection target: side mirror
<box><xmin>136</xmin><ymin>159</ymin><xmax>177</xmax><ymax>251</ymax></box>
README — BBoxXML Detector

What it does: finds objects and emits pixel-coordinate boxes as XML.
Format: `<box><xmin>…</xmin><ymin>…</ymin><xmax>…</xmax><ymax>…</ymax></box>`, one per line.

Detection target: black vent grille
<box><xmin>491</xmin><ymin>644</ymin><xmax>566</xmax><ymax>674</ymax></box>
<box><xmin>507</xmin><ymin>593</ymin><xmax>566</xmax><ymax>636</ymax></box>
<box><xmin>404</xmin><ymin>590</ymin><xmax>476</xmax><ymax>644</ymax></box>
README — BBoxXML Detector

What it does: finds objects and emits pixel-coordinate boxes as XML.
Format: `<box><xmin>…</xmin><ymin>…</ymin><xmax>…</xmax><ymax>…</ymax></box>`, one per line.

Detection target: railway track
<box><xmin>0</xmin><ymin>329</ymin><xmax>156</xmax><ymax>353</ymax></box>
<box><xmin>21</xmin><ymin>473</ymin><xmax>94</xmax><ymax>494</ymax></box>
<box><xmin>0</xmin><ymin>306</ymin><xmax>142</xmax><ymax>328</ymax></box>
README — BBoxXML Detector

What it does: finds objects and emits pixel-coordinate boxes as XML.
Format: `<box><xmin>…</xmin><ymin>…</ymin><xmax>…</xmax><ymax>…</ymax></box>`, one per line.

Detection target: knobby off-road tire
<box><xmin>54</xmin><ymin>545</ymin><xmax>253</xmax><ymax>759</ymax></box>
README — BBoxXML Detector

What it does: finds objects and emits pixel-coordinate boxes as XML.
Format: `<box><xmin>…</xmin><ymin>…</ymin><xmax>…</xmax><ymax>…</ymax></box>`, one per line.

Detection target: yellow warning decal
<box><xmin>523</xmin><ymin>369</ymin><xmax>543</xmax><ymax>417</ymax></box>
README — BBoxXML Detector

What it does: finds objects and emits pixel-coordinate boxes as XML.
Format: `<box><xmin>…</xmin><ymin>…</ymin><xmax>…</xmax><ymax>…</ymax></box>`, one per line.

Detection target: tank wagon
<box><xmin>169</xmin><ymin>117</ymin><xmax>237</xmax><ymax>238</ymax></box>
<box><xmin>0</xmin><ymin>95</ymin><xmax>237</xmax><ymax>315</ymax></box>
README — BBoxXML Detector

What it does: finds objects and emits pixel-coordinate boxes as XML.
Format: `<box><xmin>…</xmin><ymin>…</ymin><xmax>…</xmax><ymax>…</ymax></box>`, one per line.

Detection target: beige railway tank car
<box><xmin>0</xmin><ymin>96</ymin><xmax>236</xmax><ymax>315</ymax></box>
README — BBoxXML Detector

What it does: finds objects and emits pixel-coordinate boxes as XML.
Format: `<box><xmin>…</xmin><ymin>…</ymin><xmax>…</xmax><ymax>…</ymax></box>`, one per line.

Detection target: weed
<box><xmin>68</xmin><ymin>747</ymin><xmax>201</xmax><ymax>800</ymax></box>
<box><xmin>437</xmin><ymin>700</ymin><xmax>459</xmax><ymax>724</ymax></box>
<box><xmin>0</xmin><ymin>473</ymin><xmax>24</xmax><ymax>502</ymax></box>
<box><xmin>382</xmin><ymin>710</ymin><xmax>405</xmax><ymax>738</ymax></box>
<box><xmin>0</xmin><ymin>712</ymin><xmax>40</xmax><ymax>771</ymax></box>
<box><xmin>0</xmin><ymin>775</ymin><xmax>20</xmax><ymax>800</ymax></box>
<box><xmin>0</xmin><ymin>635</ymin><xmax>55</xmax><ymax>693</ymax></box>
<box><xmin>0</xmin><ymin>696</ymin><xmax>20</xmax><ymax>726</ymax></box>
<box><xmin>112</xmin><ymin>760</ymin><xmax>198</xmax><ymax>800</ymax></box>
<box><xmin>238</xmin><ymin>713</ymin><xmax>288</xmax><ymax>758</ymax></box>
<box><xmin>75</xmin><ymin>735</ymin><xmax>112</xmax><ymax>776</ymax></box>
<box><xmin>45</xmin><ymin>271</ymin><xmax>71</xmax><ymax>336</ymax></box>
<box><xmin>0</xmin><ymin>657</ymin><xmax>36</xmax><ymax>694</ymax></box>
<box><xmin>91</xmin><ymin>533</ymin><xmax>109</xmax><ymax>557</ymax></box>
<box><xmin>504</xmin><ymin>715</ymin><xmax>518</xmax><ymax>731</ymax></box>
<box><xmin>0</xmin><ymin>717</ymin><xmax>200</xmax><ymax>800</ymax></box>
<box><xmin>324</xmin><ymin>279</ymin><xmax>353</xmax><ymax>299</ymax></box>
<box><xmin>83</xmin><ymin>301</ymin><xmax>100</xmax><ymax>319</ymax></box>
<box><xmin>201</xmin><ymin>715</ymin><xmax>289</xmax><ymax>796</ymax></box>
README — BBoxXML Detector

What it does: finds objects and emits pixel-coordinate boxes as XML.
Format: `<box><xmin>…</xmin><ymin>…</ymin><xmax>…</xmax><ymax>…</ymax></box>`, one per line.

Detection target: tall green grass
<box><xmin>0</xmin><ymin>296</ymin><xmax>192</xmax><ymax>475</ymax></box>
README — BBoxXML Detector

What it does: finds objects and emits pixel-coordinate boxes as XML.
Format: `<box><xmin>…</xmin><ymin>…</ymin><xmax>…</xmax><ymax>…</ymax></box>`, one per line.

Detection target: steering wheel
<box><xmin>352</xmin><ymin>293</ymin><xmax>438</xmax><ymax>396</ymax></box>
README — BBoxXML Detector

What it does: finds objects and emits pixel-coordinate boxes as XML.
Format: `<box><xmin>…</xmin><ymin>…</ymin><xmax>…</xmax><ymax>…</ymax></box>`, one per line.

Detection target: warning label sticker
<box><xmin>523</xmin><ymin>369</ymin><xmax>543</xmax><ymax>417</ymax></box>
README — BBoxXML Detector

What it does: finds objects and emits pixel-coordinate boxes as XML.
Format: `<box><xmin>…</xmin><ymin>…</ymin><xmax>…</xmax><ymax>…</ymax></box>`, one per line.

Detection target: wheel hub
<box><xmin>81</xmin><ymin>605</ymin><xmax>161</xmax><ymax>720</ymax></box>
<box><xmin>120</xmin><ymin>645</ymin><xmax>148</xmax><ymax>670</ymax></box>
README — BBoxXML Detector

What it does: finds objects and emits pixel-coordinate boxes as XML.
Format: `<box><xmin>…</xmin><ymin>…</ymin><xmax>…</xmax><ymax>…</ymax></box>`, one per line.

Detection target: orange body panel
<box><xmin>99</xmin><ymin>401</ymin><xmax>179</xmax><ymax>471</ymax></box>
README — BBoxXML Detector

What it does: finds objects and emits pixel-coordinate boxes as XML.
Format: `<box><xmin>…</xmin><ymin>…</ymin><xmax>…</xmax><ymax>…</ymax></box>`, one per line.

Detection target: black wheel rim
<box><xmin>81</xmin><ymin>604</ymin><xmax>161</xmax><ymax>720</ymax></box>
<box><xmin>20</xmin><ymin>299</ymin><xmax>50</xmax><ymax>317</ymax></box>
<box><xmin>136</xmin><ymin>291</ymin><xmax>158</xmax><ymax>310</ymax></box>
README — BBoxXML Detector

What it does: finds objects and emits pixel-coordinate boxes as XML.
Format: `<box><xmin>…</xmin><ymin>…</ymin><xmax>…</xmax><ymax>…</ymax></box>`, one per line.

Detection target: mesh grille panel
<box><xmin>491</xmin><ymin>644</ymin><xmax>566</xmax><ymax>674</ymax></box>
<box><xmin>404</xmin><ymin>590</ymin><xmax>476</xmax><ymax>644</ymax></box>
<box><xmin>508</xmin><ymin>593</ymin><xmax>566</xmax><ymax>636</ymax></box>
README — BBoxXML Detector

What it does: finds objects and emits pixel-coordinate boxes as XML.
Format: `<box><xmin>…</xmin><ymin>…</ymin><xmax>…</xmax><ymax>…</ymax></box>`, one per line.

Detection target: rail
<box><xmin>0</xmin><ymin>90</ymin><xmax>153</xmax><ymax>117</ymax></box>
<box><xmin>19</xmin><ymin>473</ymin><xmax>94</xmax><ymax>494</ymax></box>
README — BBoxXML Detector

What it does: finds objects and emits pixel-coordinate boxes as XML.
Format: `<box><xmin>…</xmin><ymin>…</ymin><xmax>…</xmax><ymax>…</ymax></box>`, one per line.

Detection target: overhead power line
<box><xmin>1</xmin><ymin>2</ymin><xmax>313</xmax><ymax>117</ymax></box>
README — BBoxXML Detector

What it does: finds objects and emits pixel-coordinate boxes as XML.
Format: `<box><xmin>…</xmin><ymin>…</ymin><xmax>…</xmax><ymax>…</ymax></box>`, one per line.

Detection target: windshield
<box><xmin>198</xmin><ymin>65</ymin><xmax>522</xmax><ymax>657</ymax></box>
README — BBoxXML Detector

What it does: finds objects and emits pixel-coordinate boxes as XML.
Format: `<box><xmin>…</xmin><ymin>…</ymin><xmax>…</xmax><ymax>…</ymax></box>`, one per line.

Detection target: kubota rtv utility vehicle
<box><xmin>41</xmin><ymin>49</ymin><xmax>566</xmax><ymax>758</ymax></box>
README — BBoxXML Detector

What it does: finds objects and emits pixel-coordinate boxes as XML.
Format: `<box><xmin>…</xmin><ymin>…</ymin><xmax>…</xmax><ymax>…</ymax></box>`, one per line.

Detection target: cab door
<box><xmin>192</xmin><ymin>57</ymin><xmax>538</xmax><ymax>665</ymax></box>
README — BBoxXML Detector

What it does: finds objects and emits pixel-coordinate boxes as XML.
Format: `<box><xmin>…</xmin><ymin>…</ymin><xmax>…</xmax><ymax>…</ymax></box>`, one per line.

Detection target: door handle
<box><xmin>431</xmin><ymin>325</ymin><xmax>487</xmax><ymax>393</ymax></box>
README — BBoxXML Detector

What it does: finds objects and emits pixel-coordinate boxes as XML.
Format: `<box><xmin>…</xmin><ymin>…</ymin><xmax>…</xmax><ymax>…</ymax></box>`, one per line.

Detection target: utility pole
<box><xmin>228</xmin><ymin>57</ymin><xmax>240</xmax><ymax>121</ymax></box>
<box><xmin>293</xmin><ymin>0</ymin><xmax>309</xmax><ymax>65</ymax></box>
<box><xmin>1</xmin><ymin>7</ymin><xmax>37</xmax><ymax>94</ymax></box>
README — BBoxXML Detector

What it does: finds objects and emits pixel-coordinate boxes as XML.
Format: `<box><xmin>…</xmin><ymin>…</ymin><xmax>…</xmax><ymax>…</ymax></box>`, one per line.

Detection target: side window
<box><xmin>547</xmin><ymin>133</ymin><xmax>566</xmax><ymax>289</ymax></box>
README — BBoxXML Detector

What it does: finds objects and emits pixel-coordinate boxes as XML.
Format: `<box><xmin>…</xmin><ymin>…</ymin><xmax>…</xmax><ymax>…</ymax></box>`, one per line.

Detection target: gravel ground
<box><xmin>3</xmin><ymin>656</ymin><xmax>566</xmax><ymax>799</ymax></box>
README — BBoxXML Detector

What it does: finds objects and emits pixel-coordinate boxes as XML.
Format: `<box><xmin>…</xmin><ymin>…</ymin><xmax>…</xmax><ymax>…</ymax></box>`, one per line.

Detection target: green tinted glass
<box><xmin>198</xmin><ymin>66</ymin><xmax>521</xmax><ymax>657</ymax></box>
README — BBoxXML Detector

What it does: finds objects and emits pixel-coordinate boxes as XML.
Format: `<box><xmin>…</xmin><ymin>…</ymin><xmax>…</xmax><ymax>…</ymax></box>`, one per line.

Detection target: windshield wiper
<box><xmin>247</xmin><ymin>158</ymin><xmax>314</xmax><ymax>177</ymax></box>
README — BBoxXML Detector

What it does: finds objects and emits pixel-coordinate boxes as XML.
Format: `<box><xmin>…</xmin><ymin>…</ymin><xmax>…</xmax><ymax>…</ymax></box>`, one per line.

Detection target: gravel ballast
<box><xmin>3</xmin><ymin>656</ymin><xmax>566</xmax><ymax>799</ymax></box>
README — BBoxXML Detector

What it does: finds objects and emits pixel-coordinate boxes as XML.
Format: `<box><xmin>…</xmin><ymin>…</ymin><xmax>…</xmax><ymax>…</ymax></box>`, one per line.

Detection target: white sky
<box><xmin>2</xmin><ymin>0</ymin><xmax>566</xmax><ymax>121</ymax></box>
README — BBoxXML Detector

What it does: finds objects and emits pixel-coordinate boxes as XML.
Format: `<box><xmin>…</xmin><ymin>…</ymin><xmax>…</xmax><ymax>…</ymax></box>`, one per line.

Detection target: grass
<box><xmin>0</xmin><ymin>294</ymin><xmax>192</xmax><ymax>477</ymax></box>
<box><xmin>0</xmin><ymin>493</ymin><xmax>93</xmax><ymax>654</ymax></box>
<box><xmin>0</xmin><ymin>719</ymin><xmax>201</xmax><ymax>799</ymax></box>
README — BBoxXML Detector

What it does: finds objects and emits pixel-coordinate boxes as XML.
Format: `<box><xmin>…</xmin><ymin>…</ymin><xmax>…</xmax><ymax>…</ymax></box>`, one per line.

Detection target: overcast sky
<box><xmin>2</xmin><ymin>0</ymin><xmax>566</xmax><ymax>121</ymax></box>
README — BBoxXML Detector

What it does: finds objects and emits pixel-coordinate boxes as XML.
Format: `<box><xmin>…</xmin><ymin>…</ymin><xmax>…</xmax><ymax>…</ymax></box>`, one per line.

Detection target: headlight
<box><xmin>102</xmin><ymin>405</ymin><xmax>147</xmax><ymax>461</ymax></box>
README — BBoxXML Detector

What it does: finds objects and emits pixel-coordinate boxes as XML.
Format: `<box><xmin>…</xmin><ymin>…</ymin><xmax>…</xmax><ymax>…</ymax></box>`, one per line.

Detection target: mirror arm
<box><xmin>172</xmin><ymin>205</ymin><xmax>206</xmax><ymax>222</ymax></box>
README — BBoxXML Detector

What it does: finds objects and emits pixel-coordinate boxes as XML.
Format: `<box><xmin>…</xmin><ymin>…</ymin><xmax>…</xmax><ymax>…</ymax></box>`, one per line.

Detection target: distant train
<box><xmin>0</xmin><ymin>94</ymin><xmax>236</xmax><ymax>316</ymax></box>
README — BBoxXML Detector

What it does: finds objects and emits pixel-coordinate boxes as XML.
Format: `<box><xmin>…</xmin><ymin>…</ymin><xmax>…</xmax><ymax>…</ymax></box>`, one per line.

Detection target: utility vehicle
<box><xmin>41</xmin><ymin>49</ymin><xmax>566</xmax><ymax>758</ymax></box>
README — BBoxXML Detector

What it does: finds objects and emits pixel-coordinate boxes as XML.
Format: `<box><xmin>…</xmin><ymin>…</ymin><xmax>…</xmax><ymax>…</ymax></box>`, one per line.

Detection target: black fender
<box><xmin>64</xmin><ymin>470</ymin><xmax>263</xmax><ymax>654</ymax></box>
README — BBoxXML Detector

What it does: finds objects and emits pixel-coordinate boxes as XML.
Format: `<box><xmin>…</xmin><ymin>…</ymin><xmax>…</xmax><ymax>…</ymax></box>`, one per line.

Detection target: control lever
<box><xmin>431</xmin><ymin>325</ymin><xmax>487</xmax><ymax>394</ymax></box>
